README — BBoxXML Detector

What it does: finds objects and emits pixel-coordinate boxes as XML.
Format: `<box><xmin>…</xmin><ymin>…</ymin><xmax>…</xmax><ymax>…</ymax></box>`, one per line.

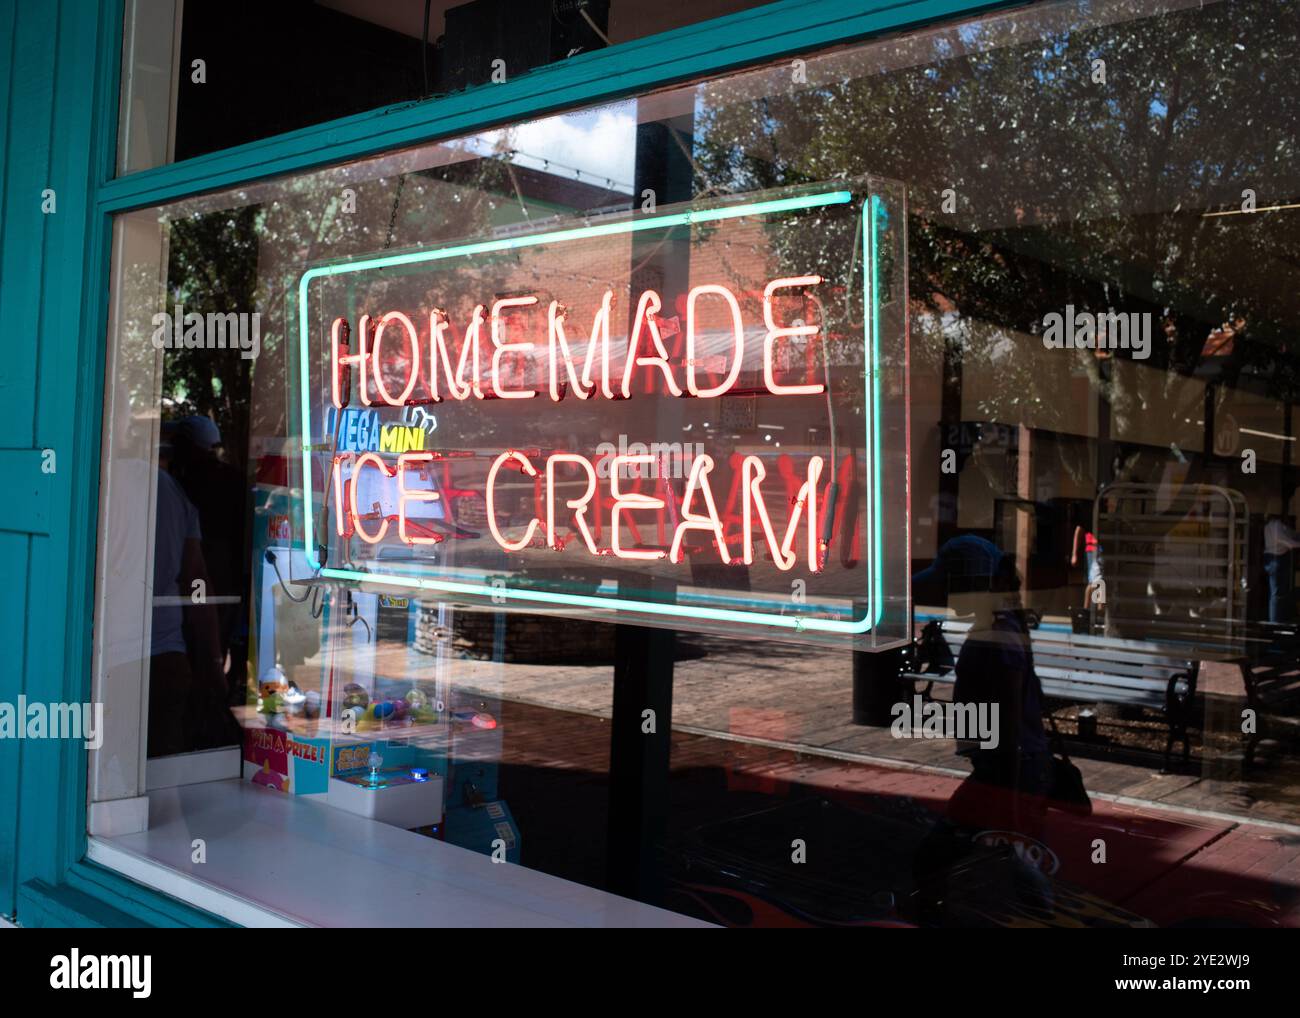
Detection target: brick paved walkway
<box><xmin>287</xmin><ymin>629</ymin><xmax>1300</xmax><ymax>926</ymax></box>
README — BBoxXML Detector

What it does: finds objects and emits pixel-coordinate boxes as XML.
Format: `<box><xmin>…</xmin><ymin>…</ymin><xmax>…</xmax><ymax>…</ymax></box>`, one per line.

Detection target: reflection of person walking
<box><xmin>1263</xmin><ymin>516</ymin><xmax>1300</xmax><ymax>623</ymax></box>
<box><xmin>1071</xmin><ymin>525</ymin><xmax>1104</xmax><ymax>609</ymax></box>
<box><xmin>949</xmin><ymin>559</ymin><xmax>1053</xmax><ymax>839</ymax></box>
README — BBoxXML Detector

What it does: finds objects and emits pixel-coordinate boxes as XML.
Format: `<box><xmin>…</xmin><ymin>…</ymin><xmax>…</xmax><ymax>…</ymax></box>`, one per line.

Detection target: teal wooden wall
<box><xmin>0</xmin><ymin>0</ymin><xmax>201</xmax><ymax>926</ymax></box>
<box><xmin>0</xmin><ymin>0</ymin><xmax>102</xmax><ymax>919</ymax></box>
<box><xmin>0</xmin><ymin>0</ymin><xmax>226</xmax><ymax>927</ymax></box>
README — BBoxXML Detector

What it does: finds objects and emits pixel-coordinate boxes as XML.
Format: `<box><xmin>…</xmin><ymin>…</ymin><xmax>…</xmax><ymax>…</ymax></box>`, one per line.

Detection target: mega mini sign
<box><xmin>294</xmin><ymin>179</ymin><xmax>909</xmax><ymax>647</ymax></box>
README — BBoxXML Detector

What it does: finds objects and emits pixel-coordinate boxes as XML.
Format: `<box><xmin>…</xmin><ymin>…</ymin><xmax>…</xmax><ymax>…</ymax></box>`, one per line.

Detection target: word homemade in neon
<box><xmin>295</xmin><ymin>181</ymin><xmax>910</xmax><ymax>647</ymax></box>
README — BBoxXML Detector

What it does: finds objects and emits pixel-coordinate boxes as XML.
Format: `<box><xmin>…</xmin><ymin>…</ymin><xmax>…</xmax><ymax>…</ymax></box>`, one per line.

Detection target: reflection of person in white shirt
<box><xmin>1263</xmin><ymin>517</ymin><xmax>1300</xmax><ymax>623</ymax></box>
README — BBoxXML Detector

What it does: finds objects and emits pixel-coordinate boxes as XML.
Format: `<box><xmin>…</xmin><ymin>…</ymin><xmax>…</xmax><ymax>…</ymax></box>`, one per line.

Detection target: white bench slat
<box><xmin>908</xmin><ymin>619</ymin><xmax>1198</xmax><ymax>766</ymax></box>
<box><xmin>1040</xmin><ymin>680</ymin><xmax>1163</xmax><ymax>706</ymax></box>
<box><xmin>927</xmin><ymin>625</ymin><xmax>1191</xmax><ymax>670</ymax></box>
<box><xmin>1031</xmin><ymin>654</ymin><xmax>1186</xmax><ymax>680</ymax></box>
<box><xmin>904</xmin><ymin>666</ymin><xmax>1171</xmax><ymax>695</ymax></box>
<box><xmin>910</xmin><ymin>622</ymin><xmax>1193</xmax><ymax>710</ymax></box>
<box><xmin>932</xmin><ymin>641</ymin><xmax>1186</xmax><ymax>677</ymax></box>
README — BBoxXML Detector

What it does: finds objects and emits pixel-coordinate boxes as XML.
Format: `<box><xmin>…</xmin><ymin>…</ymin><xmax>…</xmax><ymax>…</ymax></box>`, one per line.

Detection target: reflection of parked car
<box><xmin>664</xmin><ymin>797</ymin><xmax>1151</xmax><ymax>928</ymax></box>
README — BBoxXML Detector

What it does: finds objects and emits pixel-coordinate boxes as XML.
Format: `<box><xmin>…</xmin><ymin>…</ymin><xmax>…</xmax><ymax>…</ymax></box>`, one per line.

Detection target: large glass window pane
<box><xmin>97</xmin><ymin>0</ymin><xmax>1300</xmax><ymax>928</ymax></box>
<box><xmin>116</xmin><ymin>0</ymin><xmax>772</xmax><ymax>173</ymax></box>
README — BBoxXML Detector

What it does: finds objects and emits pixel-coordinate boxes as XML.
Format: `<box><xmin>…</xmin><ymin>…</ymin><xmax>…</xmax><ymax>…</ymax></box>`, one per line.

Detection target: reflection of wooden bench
<box><xmin>1238</xmin><ymin>623</ymin><xmax>1300</xmax><ymax>769</ymax></box>
<box><xmin>904</xmin><ymin>619</ymin><xmax>1200</xmax><ymax>769</ymax></box>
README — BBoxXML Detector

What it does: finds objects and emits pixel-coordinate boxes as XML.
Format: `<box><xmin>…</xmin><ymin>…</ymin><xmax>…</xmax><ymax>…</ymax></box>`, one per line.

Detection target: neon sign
<box><xmin>295</xmin><ymin>181</ymin><xmax>910</xmax><ymax>647</ymax></box>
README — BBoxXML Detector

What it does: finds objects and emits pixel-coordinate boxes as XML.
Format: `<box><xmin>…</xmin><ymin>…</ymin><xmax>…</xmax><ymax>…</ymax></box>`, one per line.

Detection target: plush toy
<box><xmin>404</xmin><ymin>688</ymin><xmax>428</xmax><ymax>711</ymax></box>
<box><xmin>257</xmin><ymin>664</ymin><xmax>289</xmax><ymax>715</ymax></box>
<box><xmin>282</xmin><ymin>681</ymin><xmax>307</xmax><ymax>716</ymax></box>
<box><xmin>303</xmin><ymin>690</ymin><xmax>321</xmax><ymax>720</ymax></box>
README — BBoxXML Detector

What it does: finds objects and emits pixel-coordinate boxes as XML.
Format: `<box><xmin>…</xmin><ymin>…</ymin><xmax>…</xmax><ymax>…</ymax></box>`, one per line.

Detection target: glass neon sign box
<box><xmin>292</xmin><ymin>178</ymin><xmax>910</xmax><ymax>648</ymax></box>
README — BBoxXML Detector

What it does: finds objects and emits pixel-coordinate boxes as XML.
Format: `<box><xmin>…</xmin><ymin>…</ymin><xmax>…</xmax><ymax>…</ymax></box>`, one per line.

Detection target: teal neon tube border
<box><xmin>295</xmin><ymin>188</ymin><xmax>882</xmax><ymax>634</ymax></box>
<box><xmin>868</xmin><ymin>195</ymin><xmax>885</xmax><ymax>626</ymax></box>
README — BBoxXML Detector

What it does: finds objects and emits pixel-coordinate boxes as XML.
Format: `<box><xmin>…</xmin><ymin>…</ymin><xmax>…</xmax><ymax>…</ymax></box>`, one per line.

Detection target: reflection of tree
<box><xmin>146</xmin><ymin>154</ymin><xmax>520</xmax><ymax>460</ymax></box>
<box><xmin>690</xmin><ymin>0</ymin><xmax>1300</xmax><ymax>464</ymax></box>
<box><xmin>163</xmin><ymin>207</ymin><xmax>259</xmax><ymax>458</ymax></box>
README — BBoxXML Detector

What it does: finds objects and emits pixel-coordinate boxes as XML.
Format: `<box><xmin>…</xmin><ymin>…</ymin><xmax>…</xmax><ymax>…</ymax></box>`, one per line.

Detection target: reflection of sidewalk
<box><xmin>699</xmin><ymin>738</ymin><xmax>1300</xmax><ymax>927</ymax></box>
<box><xmin>486</xmin><ymin>695</ymin><xmax>1300</xmax><ymax>927</ymax></box>
<box><xmin>382</xmin><ymin>630</ymin><xmax>1300</xmax><ymax>829</ymax></box>
<box><xmin>350</xmin><ymin>634</ymin><xmax>1300</xmax><ymax>925</ymax></box>
<box><xmin>742</xmin><ymin>749</ymin><xmax>1300</xmax><ymax>927</ymax></box>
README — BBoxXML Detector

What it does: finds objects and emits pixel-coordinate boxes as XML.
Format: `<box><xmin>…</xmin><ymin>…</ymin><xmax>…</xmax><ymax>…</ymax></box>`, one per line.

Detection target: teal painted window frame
<box><xmin>29</xmin><ymin>0</ymin><xmax>1016</xmax><ymax>927</ymax></box>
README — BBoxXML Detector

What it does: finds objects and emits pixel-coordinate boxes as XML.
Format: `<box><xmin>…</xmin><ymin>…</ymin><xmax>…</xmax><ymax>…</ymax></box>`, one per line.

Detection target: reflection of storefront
<box><xmin>4</xmin><ymin>0</ymin><xmax>1300</xmax><ymax>931</ymax></box>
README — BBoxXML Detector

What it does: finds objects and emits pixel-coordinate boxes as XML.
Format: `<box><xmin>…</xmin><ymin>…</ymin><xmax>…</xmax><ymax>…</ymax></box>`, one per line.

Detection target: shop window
<box><xmin>94</xmin><ymin>0</ymin><xmax>1300</xmax><ymax>928</ymax></box>
<box><xmin>116</xmin><ymin>0</ymin><xmax>771</xmax><ymax>173</ymax></box>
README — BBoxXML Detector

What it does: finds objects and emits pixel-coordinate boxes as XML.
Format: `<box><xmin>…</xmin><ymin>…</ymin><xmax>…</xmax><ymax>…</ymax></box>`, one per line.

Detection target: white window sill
<box><xmin>87</xmin><ymin>779</ymin><xmax>708</xmax><ymax>928</ymax></box>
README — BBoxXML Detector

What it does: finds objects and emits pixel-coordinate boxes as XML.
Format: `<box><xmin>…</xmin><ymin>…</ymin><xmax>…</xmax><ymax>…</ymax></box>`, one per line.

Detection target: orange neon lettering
<box><xmin>585</xmin><ymin>292</ymin><xmax>618</xmax><ymax>399</ymax></box>
<box><xmin>397</xmin><ymin>452</ymin><xmax>441</xmax><ymax>545</ymax></box>
<box><xmin>429</xmin><ymin>308</ymin><xmax>470</xmax><ymax>401</ymax></box>
<box><xmin>784</xmin><ymin>455</ymin><xmax>825</xmax><ymax>571</ymax></box>
<box><xmin>545</xmin><ymin>453</ymin><xmax>599</xmax><ymax>553</ymax></box>
<box><xmin>486</xmin><ymin>451</ymin><xmax>540</xmax><ymax>551</ymax></box>
<box><xmin>333</xmin><ymin>314</ymin><xmax>372</xmax><ymax>407</ymax></box>
<box><xmin>762</xmin><ymin>276</ymin><xmax>825</xmax><ymax>396</ymax></box>
<box><xmin>685</xmin><ymin>285</ymin><xmax>744</xmax><ymax>398</ymax></box>
<box><xmin>332</xmin><ymin>456</ymin><xmax>348</xmax><ymax>536</ymax></box>
<box><xmin>454</xmin><ymin>305</ymin><xmax>488</xmax><ymax>399</ymax></box>
<box><xmin>330</xmin><ymin>318</ymin><xmax>351</xmax><ymax>408</ymax></box>
<box><xmin>349</xmin><ymin>452</ymin><xmax>392</xmax><ymax>544</ymax></box>
<box><xmin>669</xmin><ymin>454</ymin><xmax>729</xmax><ymax>563</ymax></box>
<box><xmin>741</xmin><ymin>454</ymin><xmax>824</xmax><ymax>570</ymax></box>
<box><xmin>491</xmin><ymin>296</ymin><xmax>539</xmax><ymax>399</ymax></box>
<box><xmin>371</xmin><ymin>311</ymin><xmax>421</xmax><ymax>406</ymax></box>
<box><xmin>620</xmin><ymin>290</ymin><xmax>682</xmax><ymax>399</ymax></box>
<box><xmin>548</xmin><ymin>295</ymin><xmax>611</xmax><ymax>401</ymax></box>
<box><xmin>610</xmin><ymin>453</ymin><xmax>665</xmax><ymax>559</ymax></box>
